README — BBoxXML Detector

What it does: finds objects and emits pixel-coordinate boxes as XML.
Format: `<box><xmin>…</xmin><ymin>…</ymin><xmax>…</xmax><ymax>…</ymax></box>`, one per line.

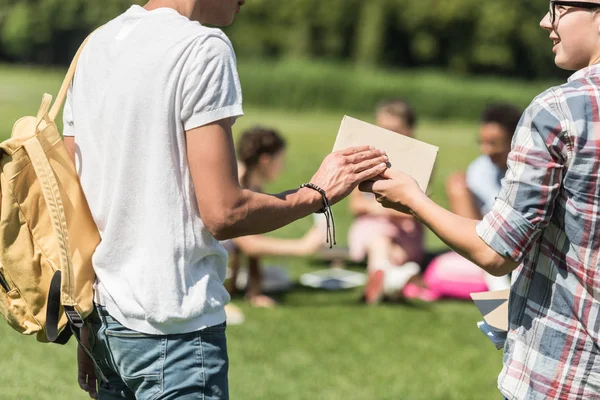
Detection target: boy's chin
<box><xmin>208</xmin><ymin>15</ymin><xmax>235</xmax><ymax>27</ymax></box>
<box><xmin>555</xmin><ymin>54</ymin><xmax>586</xmax><ymax>71</ymax></box>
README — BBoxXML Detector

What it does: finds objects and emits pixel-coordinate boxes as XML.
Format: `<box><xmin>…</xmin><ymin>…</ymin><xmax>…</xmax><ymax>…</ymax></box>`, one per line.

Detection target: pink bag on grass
<box><xmin>404</xmin><ymin>252</ymin><xmax>500</xmax><ymax>301</ymax></box>
<box><xmin>423</xmin><ymin>252</ymin><xmax>489</xmax><ymax>300</ymax></box>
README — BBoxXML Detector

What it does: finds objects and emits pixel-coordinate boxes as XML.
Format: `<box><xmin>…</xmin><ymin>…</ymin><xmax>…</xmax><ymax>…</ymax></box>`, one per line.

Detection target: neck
<box><xmin>243</xmin><ymin>168</ymin><xmax>265</xmax><ymax>190</ymax></box>
<box><xmin>144</xmin><ymin>0</ymin><xmax>195</xmax><ymax>19</ymax></box>
<box><xmin>587</xmin><ymin>43</ymin><xmax>600</xmax><ymax>67</ymax></box>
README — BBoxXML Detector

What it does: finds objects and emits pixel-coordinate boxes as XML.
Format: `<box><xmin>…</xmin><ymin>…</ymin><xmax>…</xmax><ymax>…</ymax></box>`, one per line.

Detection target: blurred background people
<box><xmin>225</xmin><ymin>127</ymin><xmax>325</xmax><ymax>314</ymax></box>
<box><xmin>402</xmin><ymin>103</ymin><xmax>522</xmax><ymax>301</ymax></box>
<box><xmin>446</xmin><ymin>103</ymin><xmax>523</xmax><ymax>222</ymax></box>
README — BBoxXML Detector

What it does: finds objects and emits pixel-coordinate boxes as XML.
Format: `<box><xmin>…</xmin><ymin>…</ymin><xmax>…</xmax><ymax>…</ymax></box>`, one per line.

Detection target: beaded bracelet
<box><xmin>300</xmin><ymin>183</ymin><xmax>336</xmax><ymax>249</ymax></box>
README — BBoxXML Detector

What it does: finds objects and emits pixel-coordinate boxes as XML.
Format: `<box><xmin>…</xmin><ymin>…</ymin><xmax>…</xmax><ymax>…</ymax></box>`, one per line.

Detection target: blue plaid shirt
<box><xmin>477</xmin><ymin>64</ymin><xmax>600</xmax><ymax>400</ymax></box>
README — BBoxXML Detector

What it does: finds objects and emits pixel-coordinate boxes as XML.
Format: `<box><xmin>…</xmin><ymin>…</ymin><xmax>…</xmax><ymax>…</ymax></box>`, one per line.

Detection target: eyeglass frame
<box><xmin>549</xmin><ymin>1</ymin><xmax>600</xmax><ymax>25</ymax></box>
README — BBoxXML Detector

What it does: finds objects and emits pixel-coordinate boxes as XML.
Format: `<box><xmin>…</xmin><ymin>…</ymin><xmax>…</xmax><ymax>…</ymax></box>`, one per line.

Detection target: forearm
<box><xmin>211</xmin><ymin>187</ymin><xmax>322</xmax><ymax>240</ymax></box>
<box><xmin>409</xmin><ymin>193</ymin><xmax>518</xmax><ymax>276</ymax></box>
<box><xmin>188</xmin><ymin>120</ymin><xmax>388</xmax><ymax>241</ymax></box>
<box><xmin>234</xmin><ymin>235</ymin><xmax>313</xmax><ymax>257</ymax></box>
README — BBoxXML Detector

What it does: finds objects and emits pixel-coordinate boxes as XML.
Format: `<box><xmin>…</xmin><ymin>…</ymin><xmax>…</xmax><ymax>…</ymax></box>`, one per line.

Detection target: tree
<box><xmin>0</xmin><ymin>0</ymin><xmax>563</xmax><ymax>79</ymax></box>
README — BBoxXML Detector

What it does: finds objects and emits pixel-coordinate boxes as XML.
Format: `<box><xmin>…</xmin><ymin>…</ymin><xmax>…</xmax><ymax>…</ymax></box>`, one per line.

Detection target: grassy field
<box><xmin>237</xmin><ymin>59</ymin><xmax>558</xmax><ymax>121</ymax></box>
<box><xmin>0</xmin><ymin>65</ymin><xmax>503</xmax><ymax>400</ymax></box>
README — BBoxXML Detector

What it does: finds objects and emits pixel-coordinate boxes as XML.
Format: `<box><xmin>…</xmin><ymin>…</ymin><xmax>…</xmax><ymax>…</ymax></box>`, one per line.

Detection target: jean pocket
<box><xmin>121</xmin><ymin>373</ymin><xmax>162</xmax><ymax>400</ymax></box>
<box><xmin>105</xmin><ymin>329</ymin><xmax>165</xmax><ymax>400</ymax></box>
<box><xmin>85</xmin><ymin>319</ymin><xmax>116</xmax><ymax>382</ymax></box>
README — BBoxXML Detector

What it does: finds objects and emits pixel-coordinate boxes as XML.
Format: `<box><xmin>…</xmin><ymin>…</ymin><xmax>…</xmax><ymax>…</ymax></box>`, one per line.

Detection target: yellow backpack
<box><xmin>0</xmin><ymin>36</ymin><xmax>99</xmax><ymax>344</ymax></box>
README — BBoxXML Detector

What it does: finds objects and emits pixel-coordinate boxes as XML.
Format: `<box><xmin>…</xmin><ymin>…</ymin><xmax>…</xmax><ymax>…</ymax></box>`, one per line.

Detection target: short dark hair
<box><xmin>375</xmin><ymin>98</ymin><xmax>417</xmax><ymax>129</ymax></box>
<box><xmin>237</xmin><ymin>126</ymin><xmax>287</xmax><ymax>169</ymax></box>
<box><xmin>481</xmin><ymin>103</ymin><xmax>522</xmax><ymax>139</ymax></box>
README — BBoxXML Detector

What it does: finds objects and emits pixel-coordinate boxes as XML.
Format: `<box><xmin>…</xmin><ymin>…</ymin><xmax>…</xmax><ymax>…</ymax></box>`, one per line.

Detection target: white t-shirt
<box><xmin>465</xmin><ymin>155</ymin><xmax>505</xmax><ymax>216</ymax></box>
<box><xmin>63</xmin><ymin>5</ymin><xmax>243</xmax><ymax>334</ymax></box>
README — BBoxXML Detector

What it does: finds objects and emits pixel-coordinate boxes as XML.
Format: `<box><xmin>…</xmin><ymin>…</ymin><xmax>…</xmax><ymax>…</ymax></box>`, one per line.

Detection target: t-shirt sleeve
<box><xmin>476</xmin><ymin>92</ymin><xmax>569</xmax><ymax>263</ymax></box>
<box><xmin>181</xmin><ymin>33</ymin><xmax>243</xmax><ymax>131</ymax></box>
<box><xmin>62</xmin><ymin>83</ymin><xmax>75</xmax><ymax>137</ymax></box>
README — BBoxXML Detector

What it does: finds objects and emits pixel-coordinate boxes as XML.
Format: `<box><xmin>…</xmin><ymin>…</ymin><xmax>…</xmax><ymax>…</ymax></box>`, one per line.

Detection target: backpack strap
<box><xmin>27</xmin><ymin>31</ymin><xmax>99</xmax><ymax>336</ymax></box>
<box><xmin>23</xmin><ymin>136</ymin><xmax>81</xmax><ymax>345</ymax></box>
<box><xmin>27</xmin><ymin>141</ymin><xmax>109</xmax><ymax>382</ymax></box>
<box><xmin>46</xmin><ymin>270</ymin><xmax>72</xmax><ymax>344</ymax></box>
<box><xmin>48</xmin><ymin>31</ymin><xmax>98</xmax><ymax>123</ymax></box>
<box><xmin>23</xmin><ymin>136</ymin><xmax>91</xmax><ymax>349</ymax></box>
<box><xmin>34</xmin><ymin>94</ymin><xmax>53</xmax><ymax>133</ymax></box>
<box><xmin>23</xmin><ymin>137</ymin><xmax>76</xmax><ymax>307</ymax></box>
<box><xmin>23</xmin><ymin>33</ymin><xmax>109</xmax><ymax>384</ymax></box>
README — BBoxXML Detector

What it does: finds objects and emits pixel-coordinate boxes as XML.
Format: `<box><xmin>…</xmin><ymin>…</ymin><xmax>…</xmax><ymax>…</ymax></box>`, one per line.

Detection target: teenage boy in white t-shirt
<box><xmin>63</xmin><ymin>1</ymin><xmax>388</xmax><ymax>398</ymax></box>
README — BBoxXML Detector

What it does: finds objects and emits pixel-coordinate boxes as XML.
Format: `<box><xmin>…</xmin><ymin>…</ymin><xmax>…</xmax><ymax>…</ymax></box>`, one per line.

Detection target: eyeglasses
<box><xmin>549</xmin><ymin>1</ymin><xmax>600</xmax><ymax>25</ymax></box>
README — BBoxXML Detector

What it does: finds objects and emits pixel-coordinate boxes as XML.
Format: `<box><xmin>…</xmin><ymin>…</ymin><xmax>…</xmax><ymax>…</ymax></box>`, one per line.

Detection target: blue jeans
<box><xmin>86</xmin><ymin>305</ymin><xmax>229</xmax><ymax>399</ymax></box>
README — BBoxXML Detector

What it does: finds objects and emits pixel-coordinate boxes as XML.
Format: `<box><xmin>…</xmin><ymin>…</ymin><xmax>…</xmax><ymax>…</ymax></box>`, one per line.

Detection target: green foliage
<box><xmin>354</xmin><ymin>0</ymin><xmax>387</xmax><ymax>67</ymax></box>
<box><xmin>1</xmin><ymin>3</ymin><xmax>33</xmax><ymax>60</ymax></box>
<box><xmin>0</xmin><ymin>0</ymin><xmax>144</xmax><ymax>63</ymax></box>
<box><xmin>0</xmin><ymin>0</ymin><xmax>558</xmax><ymax>79</ymax></box>
<box><xmin>238</xmin><ymin>59</ymin><xmax>560</xmax><ymax>120</ymax></box>
<box><xmin>228</xmin><ymin>0</ymin><xmax>555</xmax><ymax>78</ymax></box>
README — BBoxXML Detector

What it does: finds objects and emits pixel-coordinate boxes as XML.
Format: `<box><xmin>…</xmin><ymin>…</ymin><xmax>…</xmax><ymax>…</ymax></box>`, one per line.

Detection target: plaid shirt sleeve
<box><xmin>477</xmin><ymin>92</ymin><xmax>569</xmax><ymax>263</ymax></box>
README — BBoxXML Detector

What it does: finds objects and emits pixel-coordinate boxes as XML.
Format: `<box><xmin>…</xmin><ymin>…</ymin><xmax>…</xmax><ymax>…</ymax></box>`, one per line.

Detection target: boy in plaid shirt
<box><xmin>362</xmin><ymin>1</ymin><xmax>600</xmax><ymax>398</ymax></box>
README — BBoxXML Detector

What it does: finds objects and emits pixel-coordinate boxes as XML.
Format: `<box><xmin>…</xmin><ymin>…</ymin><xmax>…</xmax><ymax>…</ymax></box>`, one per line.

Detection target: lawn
<box><xmin>0</xmin><ymin>65</ymin><xmax>503</xmax><ymax>400</ymax></box>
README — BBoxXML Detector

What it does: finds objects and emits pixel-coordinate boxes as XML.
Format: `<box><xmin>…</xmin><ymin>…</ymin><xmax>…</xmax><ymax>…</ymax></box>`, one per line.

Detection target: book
<box><xmin>333</xmin><ymin>116</ymin><xmax>439</xmax><ymax>192</ymax></box>
<box><xmin>471</xmin><ymin>289</ymin><xmax>510</xmax><ymax>349</ymax></box>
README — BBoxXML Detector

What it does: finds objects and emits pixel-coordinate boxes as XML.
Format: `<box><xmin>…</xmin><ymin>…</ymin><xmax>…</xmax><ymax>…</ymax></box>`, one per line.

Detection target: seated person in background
<box><xmin>225</xmin><ymin>126</ymin><xmax>324</xmax><ymax>309</ymax></box>
<box><xmin>445</xmin><ymin>103</ymin><xmax>522</xmax><ymax>290</ymax></box>
<box><xmin>348</xmin><ymin>99</ymin><xmax>423</xmax><ymax>304</ymax></box>
<box><xmin>402</xmin><ymin>103</ymin><xmax>523</xmax><ymax>301</ymax></box>
<box><xmin>446</xmin><ymin>103</ymin><xmax>523</xmax><ymax>221</ymax></box>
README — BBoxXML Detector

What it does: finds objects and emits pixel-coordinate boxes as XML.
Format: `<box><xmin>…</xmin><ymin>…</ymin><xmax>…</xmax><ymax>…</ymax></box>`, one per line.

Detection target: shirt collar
<box><xmin>568</xmin><ymin>64</ymin><xmax>600</xmax><ymax>82</ymax></box>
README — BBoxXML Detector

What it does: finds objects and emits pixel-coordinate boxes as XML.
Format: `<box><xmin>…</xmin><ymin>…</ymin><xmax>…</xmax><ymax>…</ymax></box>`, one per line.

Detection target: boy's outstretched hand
<box><xmin>359</xmin><ymin>169</ymin><xmax>426</xmax><ymax>214</ymax></box>
<box><xmin>310</xmin><ymin>146</ymin><xmax>388</xmax><ymax>205</ymax></box>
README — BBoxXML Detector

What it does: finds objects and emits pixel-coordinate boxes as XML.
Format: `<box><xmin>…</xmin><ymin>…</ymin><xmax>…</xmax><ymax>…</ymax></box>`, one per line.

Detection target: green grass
<box><xmin>0</xmin><ymin>65</ymin><xmax>503</xmax><ymax>399</ymax></box>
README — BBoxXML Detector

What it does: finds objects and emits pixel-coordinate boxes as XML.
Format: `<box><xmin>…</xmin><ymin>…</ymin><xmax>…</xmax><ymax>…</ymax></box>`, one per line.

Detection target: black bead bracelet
<box><xmin>300</xmin><ymin>183</ymin><xmax>336</xmax><ymax>249</ymax></box>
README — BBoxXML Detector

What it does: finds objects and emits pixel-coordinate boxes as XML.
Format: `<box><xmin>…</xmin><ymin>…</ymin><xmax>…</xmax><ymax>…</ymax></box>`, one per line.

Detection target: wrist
<box><xmin>407</xmin><ymin>190</ymin><xmax>430</xmax><ymax>218</ymax></box>
<box><xmin>299</xmin><ymin>182</ymin><xmax>337</xmax><ymax>248</ymax></box>
<box><xmin>298</xmin><ymin>186</ymin><xmax>325</xmax><ymax>213</ymax></box>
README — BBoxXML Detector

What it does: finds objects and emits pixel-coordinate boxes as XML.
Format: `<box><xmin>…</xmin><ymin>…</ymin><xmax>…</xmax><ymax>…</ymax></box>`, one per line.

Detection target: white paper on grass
<box><xmin>299</xmin><ymin>269</ymin><xmax>367</xmax><ymax>290</ymax></box>
<box><xmin>332</xmin><ymin>116</ymin><xmax>439</xmax><ymax>192</ymax></box>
